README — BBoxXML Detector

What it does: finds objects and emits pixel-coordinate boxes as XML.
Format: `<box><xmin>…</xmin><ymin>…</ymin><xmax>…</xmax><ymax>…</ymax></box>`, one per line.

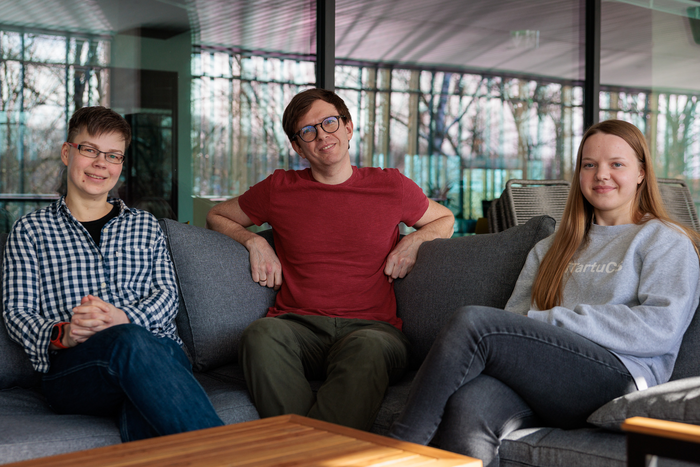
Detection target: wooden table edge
<box><xmin>281</xmin><ymin>414</ymin><xmax>477</xmax><ymax>460</ymax></box>
<box><xmin>3</xmin><ymin>414</ymin><xmax>481</xmax><ymax>466</ymax></box>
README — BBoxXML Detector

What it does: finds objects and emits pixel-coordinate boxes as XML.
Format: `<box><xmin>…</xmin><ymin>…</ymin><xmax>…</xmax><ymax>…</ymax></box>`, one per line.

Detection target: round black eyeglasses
<box><xmin>293</xmin><ymin>116</ymin><xmax>345</xmax><ymax>143</ymax></box>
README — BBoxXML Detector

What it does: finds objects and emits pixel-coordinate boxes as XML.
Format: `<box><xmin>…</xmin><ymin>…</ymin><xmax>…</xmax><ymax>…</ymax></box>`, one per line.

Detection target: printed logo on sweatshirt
<box><xmin>566</xmin><ymin>261</ymin><xmax>623</xmax><ymax>273</ymax></box>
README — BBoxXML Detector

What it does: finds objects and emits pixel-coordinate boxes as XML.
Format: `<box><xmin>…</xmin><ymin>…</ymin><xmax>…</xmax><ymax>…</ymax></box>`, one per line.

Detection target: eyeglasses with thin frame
<box><xmin>292</xmin><ymin>115</ymin><xmax>346</xmax><ymax>143</ymax></box>
<box><xmin>66</xmin><ymin>142</ymin><xmax>125</xmax><ymax>165</ymax></box>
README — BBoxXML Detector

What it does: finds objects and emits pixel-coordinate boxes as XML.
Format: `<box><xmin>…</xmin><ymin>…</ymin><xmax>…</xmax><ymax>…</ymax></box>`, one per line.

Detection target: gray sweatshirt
<box><xmin>505</xmin><ymin>219</ymin><xmax>700</xmax><ymax>390</ymax></box>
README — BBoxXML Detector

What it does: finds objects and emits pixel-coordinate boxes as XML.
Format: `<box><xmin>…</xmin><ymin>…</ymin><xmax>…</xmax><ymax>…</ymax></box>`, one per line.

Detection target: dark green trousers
<box><xmin>239</xmin><ymin>313</ymin><xmax>410</xmax><ymax>431</ymax></box>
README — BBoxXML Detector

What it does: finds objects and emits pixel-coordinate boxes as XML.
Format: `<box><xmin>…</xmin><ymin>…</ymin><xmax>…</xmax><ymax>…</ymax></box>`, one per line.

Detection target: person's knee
<box><xmin>106</xmin><ymin>324</ymin><xmax>172</xmax><ymax>356</ymax></box>
<box><xmin>450</xmin><ymin>305</ymin><xmax>504</xmax><ymax>331</ymax></box>
<box><xmin>444</xmin><ymin>376</ymin><xmax>537</xmax><ymax>436</ymax></box>
<box><xmin>438</xmin><ymin>376</ymin><xmax>537</xmax><ymax>461</ymax></box>
<box><xmin>333</xmin><ymin>329</ymin><xmax>408</xmax><ymax>371</ymax></box>
<box><xmin>96</xmin><ymin>325</ymin><xmax>189</xmax><ymax>378</ymax></box>
<box><xmin>241</xmin><ymin>318</ymin><xmax>293</xmax><ymax>345</ymax></box>
<box><xmin>239</xmin><ymin>318</ymin><xmax>297</xmax><ymax>361</ymax></box>
<box><xmin>97</xmin><ymin>323</ymin><xmax>151</xmax><ymax>348</ymax></box>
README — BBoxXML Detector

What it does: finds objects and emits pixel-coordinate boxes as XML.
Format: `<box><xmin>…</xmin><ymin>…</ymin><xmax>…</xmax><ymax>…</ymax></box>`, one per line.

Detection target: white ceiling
<box><xmin>1</xmin><ymin>0</ymin><xmax>699</xmax><ymax>92</ymax></box>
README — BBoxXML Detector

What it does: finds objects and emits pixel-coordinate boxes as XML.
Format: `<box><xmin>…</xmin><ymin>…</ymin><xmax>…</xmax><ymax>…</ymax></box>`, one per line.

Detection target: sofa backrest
<box><xmin>394</xmin><ymin>215</ymin><xmax>555</xmax><ymax>363</ymax></box>
<box><xmin>159</xmin><ymin>219</ymin><xmax>276</xmax><ymax>372</ymax></box>
<box><xmin>0</xmin><ymin>233</ymin><xmax>42</xmax><ymax>389</ymax></box>
<box><xmin>0</xmin><ymin>221</ymin><xmax>277</xmax><ymax>385</ymax></box>
<box><xmin>671</xmin><ymin>299</ymin><xmax>700</xmax><ymax>380</ymax></box>
<box><xmin>4</xmin><ymin>215</ymin><xmax>699</xmax><ymax>386</ymax></box>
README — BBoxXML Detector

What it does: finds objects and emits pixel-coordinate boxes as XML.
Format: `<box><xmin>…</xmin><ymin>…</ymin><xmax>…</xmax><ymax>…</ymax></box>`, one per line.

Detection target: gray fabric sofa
<box><xmin>1</xmin><ymin>215</ymin><xmax>699</xmax><ymax>466</ymax></box>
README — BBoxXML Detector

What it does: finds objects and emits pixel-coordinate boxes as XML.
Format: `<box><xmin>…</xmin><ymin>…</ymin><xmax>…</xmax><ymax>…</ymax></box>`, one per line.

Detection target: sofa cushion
<box><xmin>0</xmin><ymin>233</ymin><xmax>42</xmax><ymax>390</ymax></box>
<box><xmin>159</xmin><ymin>219</ymin><xmax>276</xmax><ymax>372</ymax></box>
<box><xmin>194</xmin><ymin>364</ymin><xmax>259</xmax><ymax>425</ymax></box>
<box><xmin>371</xmin><ymin>370</ymin><xmax>415</xmax><ymax>436</ymax></box>
<box><xmin>0</xmin><ymin>387</ymin><xmax>120</xmax><ymax>463</ymax></box>
<box><xmin>395</xmin><ymin>215</ymin><xmax>555</xmax><ymax>363</ymax></box>
<box><xmin>587</xmin><ymin>376</ymin><xmax>700</xmax><ymax>431</ymax></box>
<box><xmin>499</xmin><ymin>426</ymin><xmax>626</xmax><ymax>467</ymax></box>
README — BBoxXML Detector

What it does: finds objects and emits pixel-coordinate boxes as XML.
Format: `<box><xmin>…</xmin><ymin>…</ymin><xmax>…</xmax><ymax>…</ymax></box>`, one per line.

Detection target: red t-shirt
<box><xmin>238</xmin><ymin>166</ymin><xmax>429</xmax><ymax>330</ymax></box>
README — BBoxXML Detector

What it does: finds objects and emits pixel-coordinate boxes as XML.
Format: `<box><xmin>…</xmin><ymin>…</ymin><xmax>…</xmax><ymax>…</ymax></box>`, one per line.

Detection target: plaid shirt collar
<box><xmin>56</xmin><ymin>196</ymin><xmax>135</xmax><ymax>221</ymax></box>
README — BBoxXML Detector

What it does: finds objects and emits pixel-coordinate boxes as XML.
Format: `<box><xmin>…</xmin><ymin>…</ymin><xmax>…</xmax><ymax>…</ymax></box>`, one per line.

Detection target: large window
<box><xmin>599</xmin><ymin>1</ymin><xmax>700</xmax><ymax>201</ymax></box>
<box><xmin>335</xmin><ymin>68</ymin><xmax>583</xmax><ymax>222</ymax></box>
<box><xmin>2</xmin><ymin>1</ymin><xmax>700</xmax><ymax>233</ymax></box>
<box><xmin>191</xmin><ymin>47</ymin><xmax>315</xmax><ymax>198</ymax></box>
<box><xmin>601</xmin><ymin>88</ymin><xmax>700</xmax><ymax>191</ymax></box>
<box><xmin>191</xmin><ymin>48</ymin><xmax>584</xmax><ymax>228</ymax></box>
<box><xmin>0</xmin><ymin>28</ymin><xmax>109</xmax><ymax>229</ymax></box>
<box><xmin>190</xmin><ymin>0</ymin><xmax>588</xmax><ymax>232</ymax></box>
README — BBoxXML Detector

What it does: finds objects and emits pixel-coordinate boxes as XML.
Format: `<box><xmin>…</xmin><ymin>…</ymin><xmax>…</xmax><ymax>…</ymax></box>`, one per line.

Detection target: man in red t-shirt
<box><xmin>207</xmin><ymin>89</ymin><xmax>454</xmax><ymax>430</ymax></box>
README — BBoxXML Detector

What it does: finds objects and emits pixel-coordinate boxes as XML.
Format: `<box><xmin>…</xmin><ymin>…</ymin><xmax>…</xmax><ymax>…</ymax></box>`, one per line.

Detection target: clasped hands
<box><xmin>61</xmin><ymin>295</ymin><xmax>130</xmax><ymax>348</ymax></box>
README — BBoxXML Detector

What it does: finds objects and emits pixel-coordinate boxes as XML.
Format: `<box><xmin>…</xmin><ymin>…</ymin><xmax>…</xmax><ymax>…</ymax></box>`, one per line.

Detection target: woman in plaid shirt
<box><xmin>2</xmin><ymin>106</ymin><xmax>223</xmax><ymax>441</ymax></box>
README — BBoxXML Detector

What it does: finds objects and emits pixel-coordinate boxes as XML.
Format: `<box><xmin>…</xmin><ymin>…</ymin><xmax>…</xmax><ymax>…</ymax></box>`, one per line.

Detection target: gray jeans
<box><xmin>389</xmin><ymin>306</ymin><xmax>637</xmax><ymax>467</ymax></box>
<box><xmin>239</xmin><ymin>313</ymin><xmax>410</xmax><ymax>431</ymax></box>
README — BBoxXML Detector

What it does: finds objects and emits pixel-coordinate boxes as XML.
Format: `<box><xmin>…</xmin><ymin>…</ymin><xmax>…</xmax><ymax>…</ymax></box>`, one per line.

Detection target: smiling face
<box><xmin>290</xmin><ymin>99</ymin><xmax>354</xmax><ymax>183</ymax></box>
<box><xmin>579</xmin><ymin>132</ymin><xmax>645</xmax><ymax>226</ymax></box>
<box><xmin>61</xmin><ymin>129</ymin><xmax>125</xmax><ymax>204</ymax></box>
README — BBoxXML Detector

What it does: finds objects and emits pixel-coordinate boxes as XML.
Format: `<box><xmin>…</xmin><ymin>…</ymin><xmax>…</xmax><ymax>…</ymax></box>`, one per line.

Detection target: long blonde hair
<box><xmin>531</xmin><ymin>119</ymin><xmax>700</xmax><ymax>310</ymax></box>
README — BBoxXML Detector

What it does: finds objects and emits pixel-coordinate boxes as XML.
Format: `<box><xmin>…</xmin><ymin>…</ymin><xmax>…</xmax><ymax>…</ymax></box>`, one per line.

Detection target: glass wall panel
<box><xmin>186</xmin><ymin>0</ymin><xmax>585</xmax><ymax>232</ymax></box>
<box><xmin>191</xmin><ymin>49</ymin><xmax>316</xmax><ymax>199</ymax></box>
<box><xmin>1</xmin><ymin>31</ymin><xmax>22</xmax><ymax>59</ymax></box>
<box><xmin>187</xmin><ymin>0</ymin><xmax>316</xmax><ymax>225</ymax></box>
<box><xmin>191</xmin><ymin>0</ymin><xmax>315</xmax><ymax>56</ymax></box>
<box><xmin>332</xmin><ymin>69</ymin><xmax>583</xmax><ymax>225</ymax></box>
<box><xmin>601</xmin><ymin>0</ymin><xmax>700</xmax><ymax>209</ymax></box>
<box><xmin>0</xmin><ymin>28</ymin><xmax>109</xmax><ymax>231</ymax></box>
<box><xmin>334</xmin><ymin>0</ymin><xmax>585</xmax><ymax>231</ymax></box>
<box><xmin>14</xmin><ymin>1</ymin><xmax>700</xmax><ymax>234</ymax></box>
<box><xmin>27</xmin><ymin>34</ymin><xmax>67</xmax><ymax>63</ymax></box>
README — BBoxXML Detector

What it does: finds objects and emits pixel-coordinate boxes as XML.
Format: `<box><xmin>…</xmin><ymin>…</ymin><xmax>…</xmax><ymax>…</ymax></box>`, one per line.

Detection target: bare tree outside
<box><xmin>0</xmin><ymin>29</ymin><xmax>109</xmax><ymax>229</ymax></box>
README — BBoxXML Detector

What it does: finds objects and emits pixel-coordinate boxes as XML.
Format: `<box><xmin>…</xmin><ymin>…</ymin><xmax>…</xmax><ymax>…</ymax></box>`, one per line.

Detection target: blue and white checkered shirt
<box><xmin>2</xmin><ymin>197</ymin><xmax>180</xmax><ymax>373</ymax></box>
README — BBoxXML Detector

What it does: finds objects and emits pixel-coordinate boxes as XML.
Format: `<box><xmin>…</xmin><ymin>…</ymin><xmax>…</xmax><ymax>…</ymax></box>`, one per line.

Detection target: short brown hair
<box><xmin>282</xmin><ymin>89</ymin><xmax>352</xmax><ymax>141</ymax></box>
<box><xmin>67</xmin><ymin>106</ymin><xmax>132</xmax><ymax>150</ymax></box>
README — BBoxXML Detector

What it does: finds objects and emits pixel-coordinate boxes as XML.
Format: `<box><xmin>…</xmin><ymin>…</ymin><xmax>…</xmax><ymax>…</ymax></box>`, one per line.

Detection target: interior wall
<box><xmin>110</xmin><ymin>32</ymin><xmax>193</xmax><ymax>223</ymax></box>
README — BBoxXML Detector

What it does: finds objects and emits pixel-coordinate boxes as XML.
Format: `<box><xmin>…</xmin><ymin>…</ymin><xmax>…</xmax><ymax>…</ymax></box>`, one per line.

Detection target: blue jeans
<box><xmin>389</xmin><ymin>306</ymin><xmax>637</xmax><ymax>466</ymax></box>
<box><xmin>42</xmin><ymin>324</ymin><xmax>224</xmax><ymax>442</ymax></box>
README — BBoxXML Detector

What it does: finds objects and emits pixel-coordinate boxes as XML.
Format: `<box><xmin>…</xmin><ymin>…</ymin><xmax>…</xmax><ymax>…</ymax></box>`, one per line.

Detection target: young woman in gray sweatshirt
<box><xmin>389</xmin><ymin>120</ymin><xmax>700</xmax><ymax>467</ymax></box>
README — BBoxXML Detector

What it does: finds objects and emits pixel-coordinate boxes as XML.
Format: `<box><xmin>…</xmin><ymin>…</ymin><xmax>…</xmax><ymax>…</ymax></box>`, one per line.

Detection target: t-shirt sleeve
<box><xmin>399</xmin><ymin>173</ymin><xmax>430</xmax><ymax>227</ymax></box>
<box><xmin>238</xmin><ymin>175</ymin><xmax>273</xmax><ymax>226</ymax></box>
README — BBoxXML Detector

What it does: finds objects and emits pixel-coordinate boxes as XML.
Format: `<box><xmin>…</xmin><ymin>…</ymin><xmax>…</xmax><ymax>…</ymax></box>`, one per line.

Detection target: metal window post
<box><xmin>584</xmin><ymin>0</ymin><xmax>601</xmax><ymax>129</ymax></box>
<box><xmin>316</xmin><ymin>0</ymin><xmax>335</xmax><ymax>91</ymax></box>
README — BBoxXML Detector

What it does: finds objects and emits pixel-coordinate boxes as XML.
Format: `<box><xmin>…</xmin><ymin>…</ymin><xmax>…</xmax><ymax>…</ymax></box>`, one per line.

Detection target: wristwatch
<box><xmin>50</xmin><ymin>322</ymin><xmax>69</xmax><ymax>349</ymax></box>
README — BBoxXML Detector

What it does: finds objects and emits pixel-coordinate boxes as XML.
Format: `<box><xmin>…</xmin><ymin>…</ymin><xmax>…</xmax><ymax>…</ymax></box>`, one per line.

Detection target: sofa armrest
<box><xmin>395</xmin><ymin>215</ymin><xmax>555</xmax><ymax>364</ymax></box>
<box><xmin>159</xmin><ymin>219</ymin><xmax>276</xmax><ymax>371</ymax></box>
<box><xmin>0</xmin><ymin>234</ymin><xmax>42</xmax><ymax>389</ymax></box>
<box><xmin>588</xmin><ymin>376</ymin><xmax>700</xmax><ymax>431</ymax></box>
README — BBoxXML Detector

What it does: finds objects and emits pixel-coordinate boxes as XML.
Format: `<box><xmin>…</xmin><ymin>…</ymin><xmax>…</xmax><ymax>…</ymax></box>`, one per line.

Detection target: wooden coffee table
<box><xmin>5</xmin><ymin>414</ymin><xmax>481</xmax><ymax>466</ymax></box>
